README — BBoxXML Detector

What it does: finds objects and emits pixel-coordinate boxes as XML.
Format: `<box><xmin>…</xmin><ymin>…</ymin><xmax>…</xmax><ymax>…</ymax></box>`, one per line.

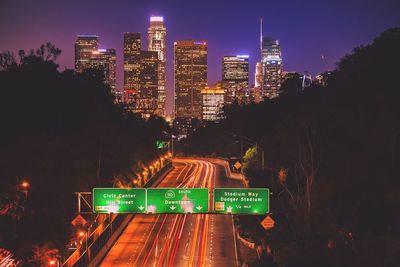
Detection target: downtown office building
<box><xmin>174</xmin><ymin>40</ymin><xmax>208</xmax><ymax>119</ymax></box>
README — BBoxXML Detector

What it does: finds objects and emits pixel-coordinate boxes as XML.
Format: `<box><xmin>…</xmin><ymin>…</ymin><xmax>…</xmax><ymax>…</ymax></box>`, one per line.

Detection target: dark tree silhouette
<box><xmin>0</xmin><ymin>43</ymin><xmax>169</xmax><ymax>263</ymax></box>
<box><xmin>184</xmin><ymin>28</ymin><xmax>400</xmax><ymax>266</ymax></box>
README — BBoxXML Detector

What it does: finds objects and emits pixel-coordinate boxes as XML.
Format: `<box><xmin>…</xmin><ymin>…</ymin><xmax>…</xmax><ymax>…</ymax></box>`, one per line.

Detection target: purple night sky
<box><xmin>1</xmin><ymin>0</ymin><xmax>399</xmax><ymax>115</ymax></box>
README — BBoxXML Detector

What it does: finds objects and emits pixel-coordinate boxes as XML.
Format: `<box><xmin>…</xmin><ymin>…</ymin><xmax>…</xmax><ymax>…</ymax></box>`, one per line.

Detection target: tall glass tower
<box><xmin>75</xmin><ymin>35</ymin><xmax>98</xmax><ymax>73</ymax></box>
<box><xmin>147</xmin><ymin>16</ymin><xmax>166</xmax><ymax>116</ymax></box>
<box><xmin>89</xmin><ymin>49</ymin><xmax>117</xmax><ymax>98</ymax></box>
<box><xmin>123</xmin><ymin>32</ymin><xmax>141</xmax><ymax>105</ymax></box>
<box><xmin>260</xmin><ymin>18</ymin><xmax>283</xmax><ymax>99</ymax></box>
<box><xmin>222</xmin><ymin>55</ymin><xmax>249</xmax><ymax>105</ymax></box>
<box><xmin>261</xmin><ymin>37</ymin><xmax>283</xmax><ymax>99</ymax></box>
<box><xmin>174</xmin><ymin>40</ymin><xmax>208</xmax><ymax>119</ymax></box>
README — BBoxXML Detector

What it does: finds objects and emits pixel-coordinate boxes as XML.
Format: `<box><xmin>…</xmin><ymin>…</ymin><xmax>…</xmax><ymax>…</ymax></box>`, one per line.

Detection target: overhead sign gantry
<box><xmin>92</xmin><ymin>188</ymin><xmax>270</xmax><ymax>215</ymax></box>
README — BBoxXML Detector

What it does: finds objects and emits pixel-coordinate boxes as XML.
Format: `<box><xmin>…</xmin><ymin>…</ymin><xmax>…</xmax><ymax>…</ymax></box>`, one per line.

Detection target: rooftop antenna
<box><xmin>260</xmin><ymin>17</ymin><xmax>263</xmax><ymax>52</ymax></box>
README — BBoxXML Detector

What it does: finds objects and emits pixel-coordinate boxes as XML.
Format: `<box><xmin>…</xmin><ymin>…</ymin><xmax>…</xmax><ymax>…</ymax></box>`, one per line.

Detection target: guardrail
<box><xmin>61</xmin><ymin>161</ymin><xmax>173</xmax><ymax>267</ymax></box>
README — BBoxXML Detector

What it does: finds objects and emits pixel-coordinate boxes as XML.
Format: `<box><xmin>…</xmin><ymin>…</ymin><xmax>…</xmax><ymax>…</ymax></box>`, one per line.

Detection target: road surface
<box><xmin>100</xmin><ymin>158</ymin><xmax>243</xmax><ymax>267</ymax></box>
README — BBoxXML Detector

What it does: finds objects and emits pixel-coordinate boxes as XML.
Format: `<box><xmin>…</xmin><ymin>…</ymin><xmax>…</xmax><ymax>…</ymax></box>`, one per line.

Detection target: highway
<box><xmin>100</xmin><ymin>158</ymin><xmax>243</xmax><ymax>267</ymax></box>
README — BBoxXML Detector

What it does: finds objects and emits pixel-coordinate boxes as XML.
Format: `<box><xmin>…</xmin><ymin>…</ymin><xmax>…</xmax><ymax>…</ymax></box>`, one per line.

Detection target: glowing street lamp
<box><xmin>160</xmin><ymin>157</ymin><xmax>164</xmax><ymax>167</ymax></box>
<box><xmin>21</xmin><ymin>181</ymin><xmax>30</xmax><ymax>188</ymax></box>
<box><xmin>48</xmin><ymin>257</ymin><xmax>60</xmax><ymax>267</ymax></box>
<box><xmin>20</xmin><ymin>180</ymin><xmax>30</xmax><ymax>198</ymax></box>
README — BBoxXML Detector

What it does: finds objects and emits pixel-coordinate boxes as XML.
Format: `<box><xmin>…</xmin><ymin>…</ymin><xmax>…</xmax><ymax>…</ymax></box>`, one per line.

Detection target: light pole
<box><xmin>169</xmin><ymin>134</ymin><xmax>176</xmax><ymax>158</ymax></box>
<box><xmin>20</xmin><ymin>180</ymin><xmax>30</xmax><ymax>198</ymax></box>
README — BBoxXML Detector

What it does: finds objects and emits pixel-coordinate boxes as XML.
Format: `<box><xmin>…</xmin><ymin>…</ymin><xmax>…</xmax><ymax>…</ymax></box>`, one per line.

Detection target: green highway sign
<box><xmin>92</xmin><ymin>188</ymin><xmax>269</xmax><ymax>214</ymax></box>
<box><xmin>146</xmin><ymin>188</ymin><xmax>209</xmax><ymax>213</ymax></box>
<box><xmin>213</xmin><ymin>188</ymin><xmax>270</xmax><ymax>214</ymax></box>
<box><xmin>93</xmin><ymin>188</ymin><xmax>146</xmax><ymax>213</ymax></box>
<box><xmin>156</xmin><ymin>140</ymin><xmax>168</xmax><ymax>149</ymax></box>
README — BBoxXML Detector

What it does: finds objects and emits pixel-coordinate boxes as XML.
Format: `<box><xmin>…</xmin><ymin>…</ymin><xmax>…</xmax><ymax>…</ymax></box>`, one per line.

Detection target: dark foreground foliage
<box><xmin>0</xmin><ymin>45</ymin><xmax>168</xmax><ymax>264</ymax></box>
<box><xmin>185</xmin><ymin>28</ymin><xmax>400</xmax><ymax>266</ymax></box>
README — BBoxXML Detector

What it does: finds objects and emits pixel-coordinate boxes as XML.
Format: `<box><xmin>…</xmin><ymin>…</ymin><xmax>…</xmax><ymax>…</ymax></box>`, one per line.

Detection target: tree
<box><xmin>280</xmin><ymin>72</ymin><xmax>302</xmax><ymax>97</ymax></box>
<box><xmin>184</xmin><ymin>28</ymin><xmax>400</xmax><ymax>266</ymax></box>
<box><xmin>0</xmin><ymin>44</ymin><xmax>169</xmax><ymax>263</ymax></box>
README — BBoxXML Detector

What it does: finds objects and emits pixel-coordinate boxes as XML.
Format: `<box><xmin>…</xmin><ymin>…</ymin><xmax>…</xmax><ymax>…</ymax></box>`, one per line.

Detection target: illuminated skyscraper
<box><xmin>123</xmin><ymin>32</ymin><xmax>141</xmax><ymax>104</ymax></box>
<box><xmin>255</xmin><ymin>61</ymin><xmax>262</xmax><ymax>88</ymax></box>
<box><xmin>201</xmin><ymin>83</ymin><xmax>224</xmax><ymax>121</ymax></box>
<box><xmin>88</xmin><ymin>49</ymin><xmax>117</xmax><ymax>98</ymax></box>
<box><xmin>137</xmin><ymin>50</ymin><xmax>159</xmax><ymax>115</ymax></box>
<box><xmin>174</xmin><ymin>40</ymin><xmax>208</xmax><ymax>119</ymax></box>
<box><xmin>147</xmin><ymin>16</ymin><xmax>166</xmax><ymax>116</ymax></box>
<box><xmin>261</xmin><ymin>37</ymin><xmax>283</xmax><ymax>99</ymax></box>
<box><xmin>260</xmin><ymin>18</ymin><xmax>283</xmax><ymax>99</ymax></box>
<box><xmin>222</xmin><ymin>55</ymin><xmax>249</xmax><ymax>105</ymax></box>
<box><xmin>74</xmin><ymin>35</ymin><xmax>98</xmax><ymax>73</ymax></box>
<box><xmin>250</xmin><ymin>62</ymin><xmax>263</xmax><ymax>103</ymax></box>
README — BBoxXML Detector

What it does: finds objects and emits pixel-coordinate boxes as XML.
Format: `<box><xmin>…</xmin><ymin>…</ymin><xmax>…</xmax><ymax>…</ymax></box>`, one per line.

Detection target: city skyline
<box><xmin>1</xmin><ymin>1</ymin><xmax>400</xmax><ymax>265</ymax></box>
<box><xmin>2</xmin><ymin>0</ymin><xmax>399</xmax><ymax>115</ymax></box>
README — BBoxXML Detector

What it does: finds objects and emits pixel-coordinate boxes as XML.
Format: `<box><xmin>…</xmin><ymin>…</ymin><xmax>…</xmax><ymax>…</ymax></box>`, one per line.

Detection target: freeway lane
<box><xmin>100</xmin><ymin>158</ymin><xmax>243</xmax><ymax>267</ymax></box>
<box><xmin>100</xmin><ymin>160</ymin><xmax>196</xmax><ymax>266</ymax></box>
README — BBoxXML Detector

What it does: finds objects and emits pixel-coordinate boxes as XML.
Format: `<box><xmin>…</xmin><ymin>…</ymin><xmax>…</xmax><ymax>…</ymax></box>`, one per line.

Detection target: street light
<box><xmin>21</xmin><ymin>181</ymin><xmax>30</xmax><ymax>188</ymax></box>
<box><xmin>20</xmin><ymin>180</ymin><xmax>30</xmax><ymax>198</ymax></box>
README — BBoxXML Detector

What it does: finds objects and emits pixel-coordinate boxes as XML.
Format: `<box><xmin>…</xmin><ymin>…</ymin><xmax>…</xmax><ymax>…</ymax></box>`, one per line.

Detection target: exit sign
<box><xmin>146</xmin><ymin>188</ymin><xmax>209</xmax><ymax>213</ymax></box>
<box><xmin>93</xmin><ymin>188</ymin><xmax>146</xmax><ymax>213</ymax></box>
<box><xmin>213</xmin><ymin>188</ymin><xmax>269</xmax><ymax>214</ymax></box>
<box><xmin>92</xmin><ymin>188</ymin><xmax>270</xmax><ymax>215</ymax></box>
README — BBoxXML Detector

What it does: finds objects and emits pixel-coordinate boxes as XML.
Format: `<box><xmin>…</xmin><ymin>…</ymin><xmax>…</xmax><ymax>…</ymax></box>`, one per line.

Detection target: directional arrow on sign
<box><xmin>138</xmin><ymin>206</ymin><xmax>144</xmax><ymax>211</ymax></box>
<box><xmin>169</xmin><ymin>206</ymin><xmax>176</xmax><ymax>210</ymax></box>
<box><xmin>227</xmin><ymin>206</ymin><xmax>233</xmax><ymax>213</ymax></box>
<box><xmin>196</xmin><ymin>205</ymin><xmax>202</xmax><ymax>211</ymax></box>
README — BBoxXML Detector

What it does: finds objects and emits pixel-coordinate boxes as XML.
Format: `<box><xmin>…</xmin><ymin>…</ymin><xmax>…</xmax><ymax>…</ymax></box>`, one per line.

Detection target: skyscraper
<box><xmin>261</xmin><ymin>36</ymin><xmax>283</xmax><ymax>99</ymax></box>
<box><xmin>75</xmin><ymin>35</ymin><xmax>98</xmax><ymax>73</ymax></box>
<box><xmin>123</xmin><ymin>32</ymin><xmax>141</xmax><ymax>104</ymax></box>
<box><xmin>137</xmin><ymin>50</ymin><xmax>159</xmax><ymax>115</ymax></box>
<box><xmin>87</xmin><ymin>49</ymin><xmax>117</xmax><ymax>98</ymax></box>
<box><xmin>147</xmin><ymin>16</ymin><xmax>166</xmax><ymax>116</ymax></box>
<box><xmin>174</xmin><ymin>40</ymin><xmax>208</xmax><ymax>119</ymax></box>
<box><xmin>255</xmin><ymin>61</ymin><xmax>262</xmax><ymax>89</ymax></box>
<box><xmin>201</xmin><ymin>83</ymin><xmax>224</xmax><ymax>121</ymax></box>
<box><xmin>222</xmin><ymin>55</ymin><xmax>249</xmax><ymax>105</ymax></box>
<box><xmin>252</xmin><ymin>61</ymin><xmax>264</xmax><ymax>103</ymax></box>
<box><xmin>260</xmin><ymin>18</ymin><xmax>283</xmax><ymax>99</ymax></box>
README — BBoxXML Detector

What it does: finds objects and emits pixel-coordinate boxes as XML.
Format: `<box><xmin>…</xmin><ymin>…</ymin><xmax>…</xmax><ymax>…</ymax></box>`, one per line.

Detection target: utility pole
<box><xmin>169</xmin><ymin>135</ymin><xmax>175</xmax><ymax>158</ymax></box>
<box><xmin>262</xmin><ymin>149</ymin><xmax>265</xmax><ymax>171</ymax></box>
<box><xmin>240</xmin><ymin>140</ymin><xmax>243</xmax><ymax>170</ymax></box>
